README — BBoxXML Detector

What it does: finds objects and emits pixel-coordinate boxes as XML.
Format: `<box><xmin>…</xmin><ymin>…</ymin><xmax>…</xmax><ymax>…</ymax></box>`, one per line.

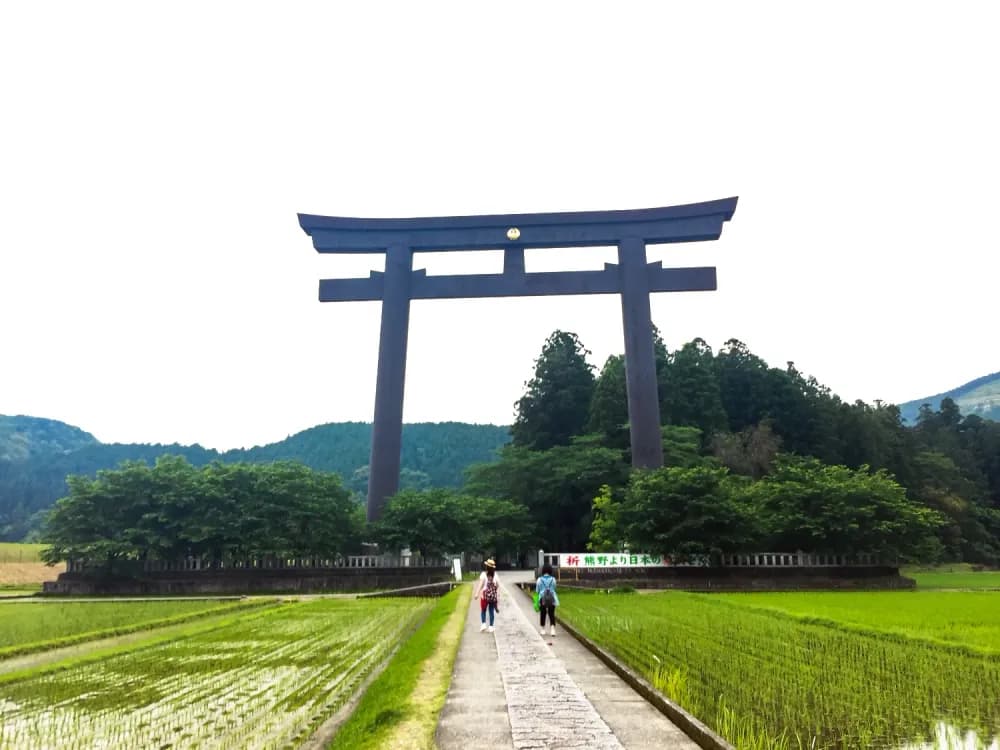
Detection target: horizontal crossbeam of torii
<box><xmin>299</xmin><ymin>197</ymin><xmax>738</xmax><ymax>521</ymax></box>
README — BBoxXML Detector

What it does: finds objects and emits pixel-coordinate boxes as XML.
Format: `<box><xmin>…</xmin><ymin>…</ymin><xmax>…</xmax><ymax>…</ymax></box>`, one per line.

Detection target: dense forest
<box><xmin>0</xmin><ymin>419</ymin><xmax>509</xmax><ymax>541</ymax></box>
<box><xmin>15</xmin><ymin>332</ymin><xmax>1000</xmax><ymax>565</ymax></box>
<box><xmin>457</xmin><ymin>332</ymin><xmax>1000</xmax><ymax>563</ymax></box>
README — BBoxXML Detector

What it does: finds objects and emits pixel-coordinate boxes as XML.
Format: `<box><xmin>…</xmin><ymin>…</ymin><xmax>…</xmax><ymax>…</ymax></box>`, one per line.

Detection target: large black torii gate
<box><xmin>299</xmin><ymin>197</ymin><xmax>738</xmax><ymax>521</ymax></box>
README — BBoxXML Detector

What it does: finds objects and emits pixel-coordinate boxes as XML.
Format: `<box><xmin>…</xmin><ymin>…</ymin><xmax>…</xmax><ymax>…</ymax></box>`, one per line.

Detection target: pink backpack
<box><xmin>484</xmin><ymin>578</ymin><xmax>498</xmax><ymax>603</ymax></box>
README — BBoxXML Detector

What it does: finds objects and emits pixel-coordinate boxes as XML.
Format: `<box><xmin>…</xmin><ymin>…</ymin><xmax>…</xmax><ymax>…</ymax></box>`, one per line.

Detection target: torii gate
<box><xmin>299</xmin><ymin>197</ymin><xmax>738</xmax><ymax>521</ymax></box>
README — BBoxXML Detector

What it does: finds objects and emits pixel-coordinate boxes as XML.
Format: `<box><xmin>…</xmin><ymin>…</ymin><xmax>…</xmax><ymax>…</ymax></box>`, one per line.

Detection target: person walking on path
<box><xmin>472</xmin><ymin>558</ymin><xmax>497</xmax><ymax>602</ymax></box>
<box><xmin>473</xmin><ymin>558</ymin><xmax>500</xmax><ymax>633</ymax></box>
<box><xmin>536</xmin><ymin>563</ymin><xmax>559</xmax><ymax>636</ymax></box>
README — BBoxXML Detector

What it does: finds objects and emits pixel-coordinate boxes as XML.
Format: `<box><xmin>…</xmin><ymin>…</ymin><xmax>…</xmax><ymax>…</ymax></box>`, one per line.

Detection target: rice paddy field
<box><xmin>561</xmin><ymin>589</ymin><xmax>1000</xmax><ymax>750</ymax></box>
<box><xmin>0</xmin><ymin>599</ymin><xmax>264</xmax><ymax>657</ymax></box>
<box><xmin>0</xmin><ymin>597</ymin><xmax>438</xmax><ymax>749</ymax></box>
<box><xmin>0</xmin><ymin>543</ymin><xmax>64</xmax><ymax>589</ymax></box>
<box><xmin>0</xmin><ymin>544</ymin><xmax>46</xmax><ymax>563</ymax></box>
<box><xmin>712</xmin><ymin>591</ymin><xmax>1000</xmax><ymax>652</ymax></box>
<box><xmin>904</xmin><ymin>565</ymin><xmax>1000</xmax><ymax>591</ymax></box>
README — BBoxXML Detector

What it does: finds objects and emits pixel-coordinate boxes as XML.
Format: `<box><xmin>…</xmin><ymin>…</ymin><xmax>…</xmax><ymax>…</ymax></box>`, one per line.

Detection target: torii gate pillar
<box><xmin>618</xmin><ymin>236</ymin><xmax>662</xmax><ymax>470</ymax></box>
<box><xmin>369</xmin><ymin>244</ymin><xmax>413</xmax><ymax>513</ymax></box>
<box><xmin>299</xmin><ymin>198</ymin><xmax>738</xmax><ymax>521</ymax></box>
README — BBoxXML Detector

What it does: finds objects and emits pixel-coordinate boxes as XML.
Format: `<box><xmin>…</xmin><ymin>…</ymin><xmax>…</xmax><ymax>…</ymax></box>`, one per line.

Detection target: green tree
<box><xmin>604</xmin><ymin>466</ymin><xmax>759</xmax><ymax>558</ymax></box>
<box><xmin>588</xmin><ymin>354</ymin><xmax>628</xmax><ymax>448</ymax></box>
<box><xmin>716</xmin><ymin>339</ymin><xmax>772</xmax><ymax>432</ymax></box>
<box><xmin>835</xmin><ymin>400</ymin><xmax>914</xmax><ymax>481</ymax></box>
<box><xmin>748</xmin><ymin>455</ymin><xmax>944</xmax><ymax>560</ymax></box>
<box><xmin>463</xmin><ymin>496</ymin><xmax>534</xmax><ymax>558</ymax></box>
<box><xmin>373</xmin><ymin>489</ymin><xmax>530</xmax><ymax>559</ymax></box>
<box><xmin>374</xmin><ymin>489</ymin><xmax>472</xmax><ymax>557</ymax></box>
<box><xmin>465</xmin><ymin>442</ymin><xmax>628</xmax><ymax>551</ymax></box>
<box><xmin>660</xmin><ymin>338</ymin><xmax>728</xmax><ymax>441</ymax></box>
<box><xmin>512</xmin><ymin>331</ymin><xmax>596</xmax><ymax>450</ymax></box>
<box><xmin>958</xmin><ymin>415</ymin><xmax>1000</xmax><ymax>508</ymax></box>
<box><xmin>587</xmin><ymin>484</ymin><xmax>624</xmax><ymax>552</ymax></box>
<box><xmin>41</xmin><ymin>473</ymin><xmax>131</xmax><ymax>565</ymax></box>
<box><xmin>661</xmin><ymin>425</ymin><xmax>708</xmax><ymax>468</ymax></box>
<box><xmin>3</xmin><ymin>421</ymin><xmax>510</xmax><ymax>542</ymax></box>
<box><xmin>42</xmin><ymin>458</ymin><xmax>359</xmax><ymax>564</ymax></box>
<box><xmin>907</xmin><ymin>450</ymin><xmax>995</xmax><ymax>562</ymax></box>
<box><xmin>715</xmin><ymin>340</ymin><xmax>843</xmax><ymax>463</ymax></box>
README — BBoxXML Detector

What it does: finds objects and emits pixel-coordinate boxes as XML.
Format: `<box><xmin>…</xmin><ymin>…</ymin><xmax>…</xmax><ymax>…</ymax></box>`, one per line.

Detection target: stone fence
<box><xmin>539</xmin><ymin>550</ymin><xmax>882</xmax><ymax>572</ymax></box>
<box><xmin>536</xmin><ymin>550</ymin><xmax>908</xmax><ymax>591</ymax></box>
<box><xmin>65</xmin><ymin>554</ymin><xmax>451</xmax><ymax>575</ymax></box>
<box><xmin>719</xmin><ymin>552</ymin><xmax>880</xmax><ymax>567</ymax></box>
<box><xmin>46</xmin><ymin>555</ymin><xmax>454</xmax><ymax>596</ymax></box>
<box><xmin>552</xmin><ymin>565</ymin><xmax>912</xmax><ymax>591</ymax></box>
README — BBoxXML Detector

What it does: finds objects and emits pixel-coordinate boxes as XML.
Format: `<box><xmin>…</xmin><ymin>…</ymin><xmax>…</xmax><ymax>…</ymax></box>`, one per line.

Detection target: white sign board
<box><xmin>558</xmin><ymin>553</ymin><xmax>670</xmax><ymax>568</ymax></box>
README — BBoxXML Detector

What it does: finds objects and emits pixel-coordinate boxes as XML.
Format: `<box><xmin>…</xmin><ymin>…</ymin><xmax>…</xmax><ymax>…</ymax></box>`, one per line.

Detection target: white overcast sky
<box><xmin>1</xmin><ymin>2</ymin><xmax>997</xmax><ymax>450</ymax></box>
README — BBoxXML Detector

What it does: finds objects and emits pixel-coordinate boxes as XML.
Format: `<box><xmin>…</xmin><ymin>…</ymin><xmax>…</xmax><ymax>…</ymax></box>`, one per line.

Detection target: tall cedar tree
<box><xmin>660</xmin><ymin>338</ymin><xmax>728</xmax><ymax>441</ymax></box>
<box><xmin>512</xmin><ymin>331</ymin><xmax>596</xmax><ymax>450</ymax></box>
<box><xmin>588</xmin><ymin>355</ymin><xmax>628</xmax><ymax>448</ymax></box>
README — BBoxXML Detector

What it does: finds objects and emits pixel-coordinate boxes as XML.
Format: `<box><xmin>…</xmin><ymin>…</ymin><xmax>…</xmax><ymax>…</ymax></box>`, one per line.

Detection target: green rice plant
<box><xmin>649</xmin><ymin>655</ymin><xmax>690</xmax><ymax>707</ymax></box>
<box><xmin>0</xmin><ymin>597</ymin><xmax>434</xmax><ymax>749</ymax></box>
<box><xmin>0</xmin><ymin>601</ymin><xmax>281</xmax><ymax>687</ymax></box>
<box><xmin>904</xmin><ymin>567</ymin><xmax>1000</xmax><ymax>591</ymax></box>
<box><xmin>560</xmin><ymin>590</ymin><xmax>1000</xmax><ymax>750</ymax></box>
<box><xmin>714</xmin><ymin>698</ymin><xmax>791</xmax><ymax>750</ymax></box>
<box><xmin>712</xmin><ymin>591</ymin><xmax>1000</xmax><ymax>653</ymax></box>
<box><xmin>0</xmin><ymin>599</ymin><xmax>262</xmax><ymax>657</ymax></box>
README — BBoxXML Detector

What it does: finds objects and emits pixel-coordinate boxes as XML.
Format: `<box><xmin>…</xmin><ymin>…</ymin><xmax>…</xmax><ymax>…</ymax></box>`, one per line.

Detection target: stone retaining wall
<box><xmin>357</xmin><ymin>581</ymin><xmax>456</xmax><ymax>598</ymax></box>
<box><xmin>43</xmin><ymin>567</ymin><xmax>452</xmax><ymax>595</ymax></box>
<box><xmin>550</xmin><ymin>565</ymin><xmax>913</xmax><ymax>591</ymax></box>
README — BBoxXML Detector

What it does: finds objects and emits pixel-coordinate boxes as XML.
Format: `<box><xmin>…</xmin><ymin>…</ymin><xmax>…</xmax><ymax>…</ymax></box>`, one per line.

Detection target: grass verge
<box><xmin>0</xmin><ymin>586</ymin><xmax>39</xmax><ymax>597</ymax></box>
<box><xmin>327</xmin><ymin>585</ymin><xmax>470</xmax><ymax>750</ymax></box>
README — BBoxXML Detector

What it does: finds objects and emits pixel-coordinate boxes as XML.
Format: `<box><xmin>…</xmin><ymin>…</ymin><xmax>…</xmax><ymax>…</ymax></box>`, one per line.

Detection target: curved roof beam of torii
<box><xmin>298</xmin><ymin>196</ymin><xmax>738</xmax><ymax>253</ymax></box>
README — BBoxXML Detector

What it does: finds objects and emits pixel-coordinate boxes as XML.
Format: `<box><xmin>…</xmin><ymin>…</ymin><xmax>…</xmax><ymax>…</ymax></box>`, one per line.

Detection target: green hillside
<box><xmin>0</xmin><ymin>417</ymin><xmax>509</xmax><ymax>541</ymax></box>
<box><xmin>226</xmin><ymin>421</ymin><xmax>510</xmax><ymax>487</ymax></box>
<box><xmin>0</xmin><ymin>415</ymin><xmax>98</xmax><ymax>462</ymax></box>
<box><xmin>898</xmin><ymin>371</ymin><xmax>1000</xmax><ymax>424</ymax></box>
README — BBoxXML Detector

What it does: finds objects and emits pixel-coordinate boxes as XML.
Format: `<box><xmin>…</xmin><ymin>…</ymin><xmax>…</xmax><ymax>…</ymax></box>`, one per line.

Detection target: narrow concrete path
<box><xmin>436</xmin><ymin>572</ymin><xmax>699</xmax><ymax>750</ymax></box>
<box><xmin>435</xmin><ymin>581</ymin><xmax>514</xmax><ymax>748</ymax></box>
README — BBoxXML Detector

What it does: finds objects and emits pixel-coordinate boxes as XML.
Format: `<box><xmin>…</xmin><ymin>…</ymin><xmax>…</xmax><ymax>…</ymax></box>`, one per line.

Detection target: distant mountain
<box><xmin>0</xmin><ymin>416</ymin><xmax>510</xmax><ymax>541</ymax></box>
<box><xmin>225</xmin><ymin>422</ymin><xmax>510</xmax><ymax>488</ymax></box>
<box><xmin>0</xmin><ymin>415</ymin><xmax>98</xmax><ymax>462</ymax></box>
<box><xmin>898</xmin><ymin>371</ymin><xmax>1000</xmax><ymax>425</ymax></box>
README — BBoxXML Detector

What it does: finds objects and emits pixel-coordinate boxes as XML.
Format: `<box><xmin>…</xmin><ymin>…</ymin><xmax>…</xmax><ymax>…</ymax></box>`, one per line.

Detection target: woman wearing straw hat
<box><xmin>472</xmin><ymin>558</ymin><xmax>500</xmax><ymax>633</ymax></box>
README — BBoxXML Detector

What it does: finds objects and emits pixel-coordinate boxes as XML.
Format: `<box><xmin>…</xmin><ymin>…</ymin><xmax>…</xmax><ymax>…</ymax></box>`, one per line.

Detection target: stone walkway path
<box><xmin>436</xmin><ymin>572</ymin><xmax>699</xmax><ymax>750</ymax></box>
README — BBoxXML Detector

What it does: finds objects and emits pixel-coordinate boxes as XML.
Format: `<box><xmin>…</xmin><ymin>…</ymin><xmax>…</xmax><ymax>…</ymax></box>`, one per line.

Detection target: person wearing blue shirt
<box><xmin>535</xmin><ymin>564</ymin><xmax>560</xmax><ymax>636</ymax></box>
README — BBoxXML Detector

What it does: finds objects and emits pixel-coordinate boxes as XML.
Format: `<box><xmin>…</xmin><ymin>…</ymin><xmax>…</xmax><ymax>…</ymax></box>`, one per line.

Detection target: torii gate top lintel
<box><xmin>298</xmin><ymin>196</ymin><xmax>738</xmax><ymax>253</ymax></box>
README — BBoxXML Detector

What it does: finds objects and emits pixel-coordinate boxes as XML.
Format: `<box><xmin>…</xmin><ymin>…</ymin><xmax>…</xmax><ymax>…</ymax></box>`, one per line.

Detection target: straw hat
<box><xmin>484</xmin><ymin>558</ymin><xmax>496</xmax><ymax>569</ymax></box>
